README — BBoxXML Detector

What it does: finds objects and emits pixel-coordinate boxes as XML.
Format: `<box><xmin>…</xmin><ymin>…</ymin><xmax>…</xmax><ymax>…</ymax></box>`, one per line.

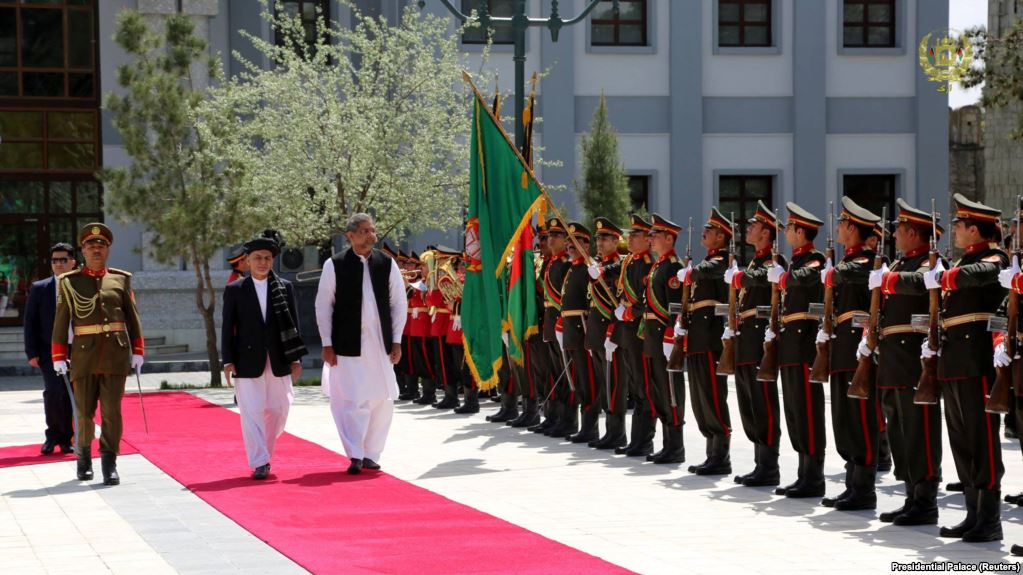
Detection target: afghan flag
<box><xmin>462</xmin><ymin>77</ymin><xmax>543</xmax><ymax>390</ymax></box>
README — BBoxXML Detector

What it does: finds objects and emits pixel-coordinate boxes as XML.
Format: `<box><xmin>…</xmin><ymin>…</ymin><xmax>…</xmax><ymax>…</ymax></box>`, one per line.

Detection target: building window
<box><xmin>718</xmin><ymin>0</ymin><xmax>772</xmax><ymax>48</ymax></box>
<box><xmin>275</xmin><ymin>0</ymin><xmax>329</xmax><ymax>55</ymax></box>
<box><xmin>842</xmin><ymin>0</ymin><xmax>895</xmax><ymax>48</ymax></box>
<box><xmin>843</xmin><ymin>174</ymin><xmax>896</xmax><ymax>228</ymax></box>
<box><xmin>0</xmin><ymin>0</ymin><xmax>97</xmax><ymax>99</ymax></box>
<box><xmin>591</xmin><ymin>0</ymin><xmax>647</xmax><ymax>47</ymax></box>
<box><xmin>0</xmin><ymin>110</ymin><xmax>97</xmax><ymax>172</ymax></box>
<box><xmin>628</xmin><ymin>175</ymin><xmax>650</xmax><ymax>213</ymax></box>
<box><xmin>461</xmin><ymin>0</ymin><xmax>515</xmax><ymax>45</ymax></box>
<box><xmin>719</xmin><ymin>175</ymin><xmax>772</xmax><ymax>262</ymax></box>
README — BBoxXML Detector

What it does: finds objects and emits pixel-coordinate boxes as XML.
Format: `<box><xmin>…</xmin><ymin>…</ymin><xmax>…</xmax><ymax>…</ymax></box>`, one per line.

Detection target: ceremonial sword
<box><xmin>59</xmin><ymin>372</ymin><xmax>80</xmax><ymax>455</ymax></box>
<box><xmin>134</xmin><ymin>367</ymin><xmax>149</xmax><ymax>434</ymax></box>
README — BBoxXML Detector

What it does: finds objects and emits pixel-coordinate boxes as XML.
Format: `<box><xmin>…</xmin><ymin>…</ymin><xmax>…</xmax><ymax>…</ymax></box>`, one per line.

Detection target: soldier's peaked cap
<box><xmin>839</xmin><ymin>196</ymin><xmax>881</xmax><ymax>227</ymax></box>
<box><xmin>650</xmin><ymin>213</ymin><xmax>682</xmax><ymax>236</ymax></box>
<box><xmin>951</xmin><ymin>193</ymin><xmax>1001</xmax><ymax>224</ymax></box>
<box><xmin>226</xmin><ymin>245</ymin><xmax>246</xmax><ymax>265</ymax></box>
<box><xmin>894</xmin><ymin>198</ymin><xmax>944</xmax><ymax>236</ymax></box>
<box><xmin>593</xmin><ymin>217</ymin><xmax>623</xmax><ymax>237</ymax></box>
<box><xmin>79</xmin><ymin>222</ymin><xmax>113</xmax><ymax>246</ymax></box>
<box><xmin>704</xmin><ymin>208</ymin><xmax>734</xmax><ymax>236</ymax></box>
<box><xmin>381</xmin><ymin>242</ymin><xmax>398</xmax><ymax>259</ymax></box>
<box><xmin>628</xmin><ymin>214</ymin><xmax>652</xmax><ymax>232</ymax></box>
<box><xmin>567</xmin><ymin>222</ymin><xmax>592</xmax><ymax>241</ymax></box>
<box><xmin>435</xmin><ymin>245</ymin><xmax>461</xmax><ymax>257</ymax></box>
<box><xmin>546</xmin><ymin>217</ymin><xmax>567</xmax><ymax>233</ymax></box>
<box><xmin>747</xmin><ymin>200</ymin><xmax>778</xmax><ymax>228</ymax></box>
<box><xmin>785</xmin><ymin>202</ymin><xmax>823</xmax><ymax>230</ymax></box>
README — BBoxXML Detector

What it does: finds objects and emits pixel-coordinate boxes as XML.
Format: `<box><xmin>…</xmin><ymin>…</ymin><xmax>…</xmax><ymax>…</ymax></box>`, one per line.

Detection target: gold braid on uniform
<box><xmin>60</xmin><ymin>276</ymin><xmax>98</xmax><ymax>320</ymax></box>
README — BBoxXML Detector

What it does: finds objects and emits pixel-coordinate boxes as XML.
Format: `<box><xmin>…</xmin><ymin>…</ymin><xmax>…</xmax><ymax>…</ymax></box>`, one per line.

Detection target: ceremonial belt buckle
<box><xmin>835</xmin><ymin>310</ymin><xmax>868</xmax><ymax>325</ymax></box>
<box><xmin>561</xmin><ymin>310</ymin><xmax>587</xmax><ymax>318</ymax></box>
<box><xmin>687</xmin><ymin>299</ymin><xmax>721</xmax><ymax>313</ymax></box>
<box><xmin>781</xmin><ymin>312</ymin><xmax>814</xmax><ymax>324</ymax></box>
<box><xmin>73</xmin><ymin>321</ymin><xmax>127</xmax><ymax>336</ymax></box>
<box><xmin>941</xmin><ymin>313</ymin><xmax>995</xmax><ymax>330</ymax></box>
<box><xmin>879</xmin><ymin>324</ymin><xmax>917</xmax><ymax>337</ymax></box>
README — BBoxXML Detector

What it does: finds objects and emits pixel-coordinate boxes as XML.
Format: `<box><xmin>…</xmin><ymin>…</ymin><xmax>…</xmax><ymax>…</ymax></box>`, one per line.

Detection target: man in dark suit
<box><xmin>24</xmin><ymin>242</ymin><xmax>77</xmax><ymax>454</ymax></box>
<box><xmin>222</xmin><ymin>231</ymin><xmax>306</xmax><ymax>480</ymax></box>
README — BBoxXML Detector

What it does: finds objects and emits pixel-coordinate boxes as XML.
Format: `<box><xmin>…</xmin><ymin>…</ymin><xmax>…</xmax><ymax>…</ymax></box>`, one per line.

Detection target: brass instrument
<box><xmin>437</xmin><ymin>257</ymin><xmax>463</xmax><ymax>304</ymax></box>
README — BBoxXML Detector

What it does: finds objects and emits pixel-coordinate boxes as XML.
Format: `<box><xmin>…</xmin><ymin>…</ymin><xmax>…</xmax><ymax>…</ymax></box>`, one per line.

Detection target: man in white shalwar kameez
<box><xmin>316</xmin><ymin>213</ymin><xmax>407</xmax><ymax>475</ymax></box>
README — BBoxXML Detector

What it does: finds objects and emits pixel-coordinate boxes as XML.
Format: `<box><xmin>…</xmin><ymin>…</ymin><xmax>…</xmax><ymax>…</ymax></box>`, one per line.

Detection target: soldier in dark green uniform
<box><xmin>767</xmin><ymin>203</ymin><xmax>828</xmax><ymax>498</ymax></box>
<box><xmin>868</xmin><ymin>199</ymin><xmax>945</xmax><ymax>526</ymax></box>
<box><xmin>820</xmin><ymin>197</ymin><xmax>880</xmax><ymax>511</ymax></box>
<box><xmin>517</xmin><ymin>224</ymin><xmax>549</xmax><ymax>429</ymax></box>
<box><xmin>52</xmin><ymin>223</ymin><xmax>144</xmax><ymax>486</ymax></box>
<box><xmin>644</xmin><ymin>214</ymin><xmax>686</xmax><ymax>464</ymax></box>
<box><xmin>891</xmin><ymin>193</ymin><xmax>1007</xmax><ymax>542</ymax></box>
<box><xmin>679</xmin><ymin>209</ymin><xmax>732</xmax><ymax>476</ymax></box>
<box><xmin>536</xmin><ymin>218</ymin><xmax>572</xmax><ymax>436</ymax></box>
<box><xmin>727</xmin><ymin>201</ymin><xmax>785</xmax><ymax>487</ymax></box>
<box><xmin>558</xmin><ymin>222</ymin><xmax>593</xmax><ymax>442</ymax></box>
<box><xmin>585</xmin><ymin>217</ymin><xmax>625</xmax><ymax>449</ymax></box>
<box><xmin>614</xmin><ymin>216</ymin><xmax>656</xmax><ymax>456</ymax></box>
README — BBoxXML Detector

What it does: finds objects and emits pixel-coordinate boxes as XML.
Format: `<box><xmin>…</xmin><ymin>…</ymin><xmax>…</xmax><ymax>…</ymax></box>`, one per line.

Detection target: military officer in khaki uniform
<box><xmin>52</xmin><ymin>223</ymin><xmax>144</xmax><ymax>486</ymax></box>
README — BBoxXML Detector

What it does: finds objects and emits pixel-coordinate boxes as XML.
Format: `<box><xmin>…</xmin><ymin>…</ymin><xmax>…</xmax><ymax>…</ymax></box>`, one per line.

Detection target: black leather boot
<box><xmin>510</xmin><ymin>398</ymin><xmax>540</xmax><ymax>427</ymax></box>
<box><xmin>535</xmin><ymin>402</ymin><xmax>561</xmax><ymax>433</ymax></box>
<box><xmin>786</xmin><ymin>454</ymin><xmax>825</xmax><ymax>498</ymax></box>
<box><xmin>589</xmin><ymin>413</ymin><xmax>611</xmax><ymax>448</ymax></box>
<box><xmin>489</xmin><ymin>394</ymin><xmax>519</xmax><ymax>423</ymax></box>
<box><xmin>822</xmin><ymin>462</ymin><xmax>854</xmax><ymax>507</ymax></box>
<box><xmin>876</xmin><ymin>431</ymin><xmax>892</xmax><ymax>473</ymax></box>
<box><xmin>962</xmin><ymin>489</ymin><xmax>1003</xmax><ymax>542</ymax></box>
<box><xmin>687</xmin><ymin>437</ymin><xmax>714</xmax><ymax>473</ymax></box>
<box><xmin>593</xmin><ymin>411</ymin><xmax>627</xmax><ymax>449</ymax></box>
<box><xmin>939</xmin><ymin>487</ymin><xmax>978</xmax><ymax>538</ymax></box>
<box><xmin>744</xmin><ymin>444</ymin><xmax>781</xmax><ymax>487</ymax></box>
<box><xmin>1012</xmin><ymin>544</ymin><xmax>1023</xmax><ymax>556</ymax></box>
<box><xmin>834</xmin><ymin>465</ymin><xmax>877</xmax><ymax>511</ymax></box>
<box><xmin>433</xmin><ymin>389</ymin><xmax>459</xmax><ymax>410</ymax></box>
<box><xmin>100</xmin><ymin>453</ymin><xmax>119</xmax><ymax>486</ymax></box>
<box><xmin>76</xmin><ymin>447</ymin><xmax>93</xmax><ymax>481</ymax></box>
<box><xmin>570</xmin><ymin>408</ymin><xmax>600</xmax><ymax>443</ymax></box>
<box><xmin>945</xmin><ymin>481</ymin><xmax>964</xmax><ymax>492</ymax></box>
<box><xmin>880</xmin><ymin>482</ymin><xmax>914</xmax><ymax>523</ymax></box>
<box><xmin>552</xmin><ymin>404</ymin><xmax>579</xmax><ymax>440</ymax></box>
<box><xmin>453</xmin><ymin>388</ymin><xmax>480</xmax><ymax>414</ymax></box>
<box><xmin>651</xmin><ymin>426</ymin><xmax>685</xmax><ymax>464</ymax></box>
<box><xmin>414</xmin><ymin>379</ymin><xmax>437</xmax><ymax>405</ymax></box>
<box><xmin>894</xmin><ymin>481</ymin><xmax>939</xmax><ymax>526</ymax></box>
<box><xmin>695</xmin><ymin>435</ymin><xmax>732</xmax><ymax>476</ymax></box>
<box><xmin>736</xmin><ymin>443</ymin><xmax>761</xmax><ymax>484</ymax></box>
<box><xmin>646</xmin><ymin>423</ymin><xmax>669</xmax><ymax>461</ymax></box>
<box><xmin>776</xmin><ymin>453</ymin><xmax>804</xmax><ymax>496</ymax></box>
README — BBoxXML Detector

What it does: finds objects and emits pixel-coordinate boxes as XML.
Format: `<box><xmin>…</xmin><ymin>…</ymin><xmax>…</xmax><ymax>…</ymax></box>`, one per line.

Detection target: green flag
<box><xmin>462</xmin><ymin>87</ymin><xmax>543</xmax><ymax>390</ymax></box>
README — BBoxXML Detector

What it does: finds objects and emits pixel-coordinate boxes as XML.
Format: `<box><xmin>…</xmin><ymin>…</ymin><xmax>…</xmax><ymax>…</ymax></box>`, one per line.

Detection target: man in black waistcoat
<box><xmin>315</xmin><ymin>213</ymin><xmax>407</xmax><ymax>475</ymax></box>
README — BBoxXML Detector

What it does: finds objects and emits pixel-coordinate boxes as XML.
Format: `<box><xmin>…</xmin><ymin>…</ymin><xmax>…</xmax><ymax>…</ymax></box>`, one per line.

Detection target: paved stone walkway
<box><xmin>2</xmin><ymin>372</ymin><xmax>1022</xmax><ymax>574</ymax></box>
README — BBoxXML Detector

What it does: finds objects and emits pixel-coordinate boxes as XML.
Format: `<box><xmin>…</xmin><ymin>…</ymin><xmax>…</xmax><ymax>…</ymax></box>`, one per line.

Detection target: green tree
<box><xmin>962</xmin><ymin>22</ymin><xmax>1023</xmax><ymax>139</ymax></box>
<box><xmin>104</xmin><ymin>11</ymin><xmax>266</xmax><ymax>387</ymax></box>
<box><xmin>575</xmin><ymin>94</ymin><xmax>630</xmax><ymax>227</ymax></box>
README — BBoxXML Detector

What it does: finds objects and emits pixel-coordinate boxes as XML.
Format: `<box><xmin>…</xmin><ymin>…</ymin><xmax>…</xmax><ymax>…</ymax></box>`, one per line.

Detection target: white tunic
<box><xmin>315</xmin><ymin>254</ymin><xmax>407</xmax><ymax>402</ymax></box>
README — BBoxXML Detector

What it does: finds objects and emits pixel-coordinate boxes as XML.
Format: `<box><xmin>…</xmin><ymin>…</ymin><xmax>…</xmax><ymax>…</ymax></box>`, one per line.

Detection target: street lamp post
<box><xmin>423</xmin><ymin>0</ymin><xmax>618</xmax><ymax>151</ymax></box>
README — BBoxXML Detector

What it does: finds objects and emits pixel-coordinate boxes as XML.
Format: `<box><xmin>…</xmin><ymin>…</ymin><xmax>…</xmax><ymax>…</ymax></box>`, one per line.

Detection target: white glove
<box><xmin>673</xmin><ymin>322</ymin><xmax>687</xmax><ymax>338</ymax></box>
<box><xmin>555</xmin><ymin>330</ymin><xmax>563</xmax><ymax>349</ymax></box>
<box><xmin>856</xmin><ymin>337</ymin><xmax>872</xmax><ymax>360</ymax></box>
<box><xmin>53</xmin><ymin>360</ymin><xmax>68</xmax><ymax>375</ymax></box>
<box><xmin>722</xmin><ymin>326</ymin><xmax>735</xmax><ymax>340</ymax></box>
<box><xmin>663</xmin><ymin>341</ymin><xmax>674</xmax><ymax>362</ymax></box>
<box><xmin>604</xmin><ymin>339</ymin><xmax>618</xmax><ymax>357</ymax></box>
<box><xmin>723</xmin><ymin>260</ymin><xmax>739</xmax><ymax>285</ymax></box>
<box><xmin>614</xmin><ymin>304</ymin><xmax>626</xmax><ymax>321</ymax></box>
<box><xmin>816</xmin><ymin>328</ymin><xmax>830</xmax><ymax>345</ymax></box>
<box><xmin>764</xmin><ymin>328</ymin><xmax>776</xmax><ymax>343</ymax></box>
<box><xmin>868</xmin><ymin>263</ymin><xmax>889</xmax><ymax>291</ymax></box>
<box><xmin>819</xmin><ymin>258</ymin><xmax>833</xmax><ymax>284</ymax></box>
<box><xmin>767</xmin><ymin>263</ymin><xmax>784</xmax><ymax>284</ymax></box>
<box><xmin>131</xmin><ymin>354</ymin><xmax>144</xmax><ymax>372</ymax></box>
<box><xmin>676</xmin><ymin>262</ymin><xmax>692</xmax><ymax>284</ymax></box>
<box><xmin>921</xmin><ymin>340</ymin><xmax>938</xmax><ymax>359</ymax></box>
<box><xmin>923</xmin><ymin>259</ymin><xmax>945</xmax><ymax>290</ymax></box>
<box><xmin>588</xmin><ymin>264</ymin><xmax>603</xmax><ymax>279</ymax></box>
<box><xmin>999</xmin><ymin>255</ymin><xmax>1020</xmax><ymax>289</ymax></box>
<box><xmin>994</xmin><ymin>342</ymin><xmax>1012</xmax><ymax>368</ymax></box>
<box><xmin>452</xmin><ymin>315</ymin><xmax>461</xmax><ymax>331</ymax></box>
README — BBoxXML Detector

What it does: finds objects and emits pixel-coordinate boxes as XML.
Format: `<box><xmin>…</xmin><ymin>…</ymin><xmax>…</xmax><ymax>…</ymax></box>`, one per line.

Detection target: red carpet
<box><xmin>117</xmin><ymin>392</ymin><xmax>630</xmax><ymax>575</ymax></box>
<box><xmin>0</xmin><ymin>442</ymin><xmax>138</xmax><ymax>469</ymax></box>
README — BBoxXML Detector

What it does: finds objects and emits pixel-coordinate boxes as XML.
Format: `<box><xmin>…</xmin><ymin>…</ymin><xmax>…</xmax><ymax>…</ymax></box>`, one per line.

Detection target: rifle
<box><xmin>809</xmin><ymin>202</ymin><xmax>836</xmax><ymax>383</ymax></box>
<box><xmin>987</xmin><ymin>196</ymin><xmax>1021</xmax><ymax>412</ymax></box>
<box><xmin>717</xmin><ymin>214</ymin><xmax>739</xmax><ymax>376</ymax></box>
<box><xmin>755</xmin><ymin>218</ymin><xmax>784</xmax><ymax>382</ymax></box>
<box><xmin>848</xmin><ymin>206</ymin><xmax>888</xmax><ymax>399</ymax></box>
<box><xmin>913</xmin><ymin>199</ymin><xmax>942</xmax><ymax>405</ymax></box>
<box><xmin>667</xmin><ymin>218</ymin><xmax>694</xmax><ymax>372</ymax></box>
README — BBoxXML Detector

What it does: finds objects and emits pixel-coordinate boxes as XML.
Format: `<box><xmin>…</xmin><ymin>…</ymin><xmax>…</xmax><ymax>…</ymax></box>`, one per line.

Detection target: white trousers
<box><xmin>329</xmin><ymin>394</ymin><xmax>393</xmax><ymax>462</ymax></box>
<box><xmin>235</xmin><ymin>359</ymin><xmax>293</xmax><ymax>468</ymax></box>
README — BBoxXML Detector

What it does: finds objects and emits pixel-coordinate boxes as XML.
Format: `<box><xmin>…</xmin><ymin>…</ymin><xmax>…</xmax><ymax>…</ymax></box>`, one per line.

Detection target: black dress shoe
<box><xmin>834</xmin><ymin>491</ymin><xmax>876</xmax><ymax>511</ymax></box>
<box><xmin>593</xmin><ymin>435</ymin><xmax>627</xmax><ymax>450</ymax></box>
<box><xmin>626</xmin><ymin>444</ymin><xmax>653</xmax><ymax>457</ymax></box>
<box><xmin>1013</xmin><ymin>544</ymin><xmax>1023</xmax><ymax>557</ymax></box>
<box><xmin>775</xmin><ymin>479</ymin><xmax>800</xmax><ymax>496</ymax></box>
<box><xmin>945</xmin><ymin>481</ymin><xmax>964</xmax><ymax>492</ymax></box>
<box><xmin>347</xmin><ymin>459</ymin><xmax>363</xmax><ymax>475</ymax></box>
<box><xmin>614</xmin><ymin>443</ymin><xmax>635</xmax><ymax>455</ymax></box>
<box><xmin>362</xmin><ymin>459</ymin><xmax>381</xmax><ymax>471</ymax></box>
<box><xmin>76</xmin><ymin>450</ymin><xmax>93</xmax><ymax>481</ymax></box>
<box><xmin>59</xmin><ymin>443</ymin><xmax>75</xmax><ymax>454</ymax></box>
<box><xmin>252</xmin><ymin>463</ymin><xmax>271</xmax><ymax>480</ymax></box>
<box><xmin>1005</xmin><ymin>493</ymin><xmax>1023</xmax><ymax>505</ymax></box>
<box><xmin>651</xmin><ymin>450</ymin><xmax>685</xmax><ymax>465</ymax></box>
<box><xmin>433</xmin><ymin>397</ymin><xmax>459</xmax><ymax>410</ymax></box>
<box><xmin>879</xmin><ymin>502</ymin><xmax>908</xmax><ymax>523</ymax></box>
<box><xmin>694</xmin><ymin>460</ymin><xmax>732</xmax><ymax>476</ymax></box>
<box><xmin>785</xmin><ymin>482</ymin><xmax>826</xmax><ymax>498</ymax></box>
<box><xmin>414</xmin><ymin>396</ymin><xmax>436</xmax><ymax>405</ymax></box>
<box><xmin>101</xmin><ymin>453</ymin><xmax>120</xmax><ymax>486</ymax></box>
<box><xmin>40</xmin><ymin>440</ymin><xmax>56</xmax><ymax>455</ymax></box>
<box><xmin>742</xmin><ymin>470</ymin><xmax>781</xmax><ymax>487</ymax></box>
<box><xmin>821</xmin><ymin>488</ymin><xmax>851</xmax><ymax>508</ymax></box>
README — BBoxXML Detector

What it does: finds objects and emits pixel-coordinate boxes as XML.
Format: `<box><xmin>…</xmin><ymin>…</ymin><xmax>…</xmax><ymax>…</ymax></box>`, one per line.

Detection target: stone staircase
<box><xmin>144</xmin><ymin>336</ymin><xmax>189</xmax><ymax>356</ymax></box>
<box><xmin>0</xmin><ymin>328</ymin><xmax>187</xmax><ymax>364</ymax></box>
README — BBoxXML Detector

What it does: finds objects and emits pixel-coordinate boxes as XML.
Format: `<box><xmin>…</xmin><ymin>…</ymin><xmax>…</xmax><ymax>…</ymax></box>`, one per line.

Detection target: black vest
<box><xmin>331</xmin><ymin>248</ymin><xmax>393</xmax><ymax>357</ymax></box>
